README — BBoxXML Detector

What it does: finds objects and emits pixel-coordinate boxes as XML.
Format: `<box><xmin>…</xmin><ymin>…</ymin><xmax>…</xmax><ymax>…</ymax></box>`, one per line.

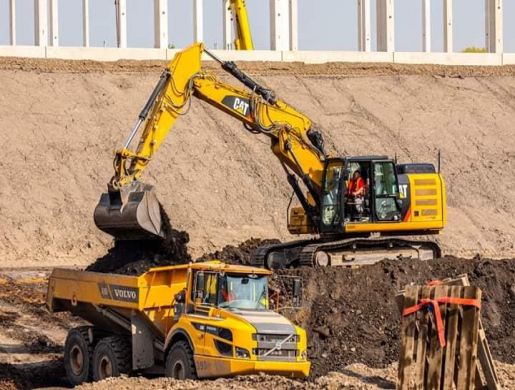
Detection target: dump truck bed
<box><xmin>47</xmin><ymin>265</ymin><xmax>189</xmax><ymax>336</ymax></box>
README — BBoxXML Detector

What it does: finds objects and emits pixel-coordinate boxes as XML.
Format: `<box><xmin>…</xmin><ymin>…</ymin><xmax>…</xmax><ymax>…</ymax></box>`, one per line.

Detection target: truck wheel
<box><xmin>64</xmin><ymin>326</ymin><xmax>96</xmax><ymax>386</ymax></box>
<box><xmin>165</xmin><ymin>341</ymin><xmax>197</xmax><ymax>380</ymax></box>
<box><xmin>92</xmin><ymin>336</ymin><xmax>132</xmax><ymax>381</ymax></box>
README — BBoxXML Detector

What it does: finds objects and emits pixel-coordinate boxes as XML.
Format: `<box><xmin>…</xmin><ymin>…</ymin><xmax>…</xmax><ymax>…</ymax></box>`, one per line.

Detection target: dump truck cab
<box><xmin>47</xmin><ymin>261</ymin><xmax>309</xmax><ymax>385</ymax></box>
<box><xmin>169</xmin><ymin>262</ymin><xmax>308</xmax><ymax>378</ymax></box>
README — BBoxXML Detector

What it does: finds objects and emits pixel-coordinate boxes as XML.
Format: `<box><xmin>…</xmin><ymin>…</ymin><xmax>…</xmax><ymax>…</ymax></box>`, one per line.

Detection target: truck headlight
<box><xmin>236</xmin><ymin>347</ymin><xmax>250</xmax><ymax>359</ymax></box>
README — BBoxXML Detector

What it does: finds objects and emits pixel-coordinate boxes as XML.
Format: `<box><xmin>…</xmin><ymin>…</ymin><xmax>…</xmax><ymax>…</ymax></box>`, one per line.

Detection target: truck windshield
<box><xmin>218</xmin><ymin>274</ymin><xmax>269</xmax><ymax>311</ymax></box>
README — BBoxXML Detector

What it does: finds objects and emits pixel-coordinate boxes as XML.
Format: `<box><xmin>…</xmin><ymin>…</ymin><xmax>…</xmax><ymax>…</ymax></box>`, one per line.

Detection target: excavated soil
<box><xmin>2</xmin><ymin>255</ymin><xmax>515</xmax><ymax>388</ymax></box>
<box><xmin>197</xmin><ymin>237</ymin><xmax>281</xmax><ymax>265</ymax></box>
<box><xmin>86</xmin><ymin>207</ymin><xmax>191</xmax><ymax>275</ymax></box>
<box><xmin>185</xmin><ymin>242</ymin><xmax>515</xmax><ymax>377</ymax></box>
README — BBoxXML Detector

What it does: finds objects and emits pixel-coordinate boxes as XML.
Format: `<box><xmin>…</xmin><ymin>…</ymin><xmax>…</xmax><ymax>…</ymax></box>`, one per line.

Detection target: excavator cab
<box><xmin>319</xmin><ymin>157</ymin><xmax>403</xmax><ymax>233</ymax></box>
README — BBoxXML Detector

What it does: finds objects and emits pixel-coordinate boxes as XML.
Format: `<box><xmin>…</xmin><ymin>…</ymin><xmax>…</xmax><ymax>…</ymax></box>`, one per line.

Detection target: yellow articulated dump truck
<box><xmin>46</xmin><ymin>261</ymin><xmax>309</xmax><ymax>385</ymax></box>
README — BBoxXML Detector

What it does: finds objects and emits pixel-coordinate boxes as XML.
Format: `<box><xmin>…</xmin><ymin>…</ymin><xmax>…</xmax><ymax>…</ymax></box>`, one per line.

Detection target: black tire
<box><xmin>92</xmin><ymin>336</ymin><xmax>132</xmax><ymax>381</ymax></box>
<box><xmin>165</xmin><ymin>341</ymin><xmax>197</xmax><ymax>380</ymax></box>
<box><xmin>64</xmin><ymin>326</ymin><xmax>96</xmax><ymax>386</ymax></box>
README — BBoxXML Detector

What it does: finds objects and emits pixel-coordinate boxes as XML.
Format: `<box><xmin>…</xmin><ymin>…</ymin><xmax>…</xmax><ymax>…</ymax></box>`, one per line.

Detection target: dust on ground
<box><xmin>2</xmin><ymin>252</ymin><xmax>515</xmax><ymax>388</ymax></box>
<box><xmin>0</xmin><ymin>269</ymin><xmax>84</xmax><ymax>389</ymax></box>
<box><xmin>75</xmin><ymin>361</ymin><xmax>515</xmax><ymax>389</ymax></box>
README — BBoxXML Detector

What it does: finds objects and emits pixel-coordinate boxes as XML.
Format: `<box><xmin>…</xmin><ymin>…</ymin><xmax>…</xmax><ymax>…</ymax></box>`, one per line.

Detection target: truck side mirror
<box><xmin>292</xmin><ymin>277</ymin><xmax>302</xmax><ymax>307</ymax></box>
<box><xmin>195</xmin><ymin>272</ymin><xmax>205</xmax><ymax>300</ymax></box>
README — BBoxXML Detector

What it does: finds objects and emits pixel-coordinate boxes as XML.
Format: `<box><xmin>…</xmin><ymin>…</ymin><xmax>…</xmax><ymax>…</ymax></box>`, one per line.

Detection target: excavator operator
<box><xmin>347</xmin><ymin>170</ymin><xmax>366</xmax><ymax>220</ymax></box>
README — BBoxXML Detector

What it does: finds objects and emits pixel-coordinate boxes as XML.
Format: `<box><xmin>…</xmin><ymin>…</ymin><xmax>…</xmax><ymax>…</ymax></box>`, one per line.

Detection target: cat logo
<box><xmin>221</xmin><ymin>96</ymin><xmax>251</xmax><ymax>117</ymax></box>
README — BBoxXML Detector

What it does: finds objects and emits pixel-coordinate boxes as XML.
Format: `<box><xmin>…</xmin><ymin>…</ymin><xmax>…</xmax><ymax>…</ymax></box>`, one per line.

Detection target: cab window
<box><xmin>374</xmin><ymin>162</ymin><xmax>398</xmax><ymax>196</ymax></box>
<box><xmin>321</xmin><ymin>162</ymin><xmax>344</xmax><ymax>227</ymax></box>
<box><xmin>373</xmin><ymin>162</ymin><xmax>401</xmax><ymax>221</ymax></box>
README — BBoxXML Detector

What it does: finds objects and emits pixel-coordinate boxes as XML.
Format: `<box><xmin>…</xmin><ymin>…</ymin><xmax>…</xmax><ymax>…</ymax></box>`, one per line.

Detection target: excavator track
<box><xmin>251</xmin><ymin>237</ymin><xmax>441</xmax><ymax>269</ymax></box>
<box><xmin>251</xmin><ymin>239</ymin><xmax>315</xmax><ymax>269</ymax></box>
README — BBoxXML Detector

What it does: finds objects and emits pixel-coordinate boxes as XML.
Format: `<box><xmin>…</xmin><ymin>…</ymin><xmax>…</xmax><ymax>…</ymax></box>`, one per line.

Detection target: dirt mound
<box><xmin>276</xmin><ymin>256</ymin><xmax>515</xmax><ymax>377</ymax></box>
<box><xmin>196</xmin><ymin>238</ymin><xmax>280</xmax><ymax>265</ymax></box>
<box><xmin>86</xmin><ymin>207</ymin><xmax>191</xmax><ymax>275</ymax></box>
<box><xmin>2</xmin><ymin>63</ymin><xmax>515</xmax><ymax>267</ymax></box>
<box><xmin>86</xmin><ymin>236</ymin><xmax>275</xmax><ymax>275</ymax></box>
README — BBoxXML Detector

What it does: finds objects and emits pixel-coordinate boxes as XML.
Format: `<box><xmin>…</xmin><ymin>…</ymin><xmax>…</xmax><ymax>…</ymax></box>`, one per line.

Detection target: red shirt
<box><xmin>347</xmin><ymin>177</ymin><xmax>365</xmax><ymax>196</ymax></box>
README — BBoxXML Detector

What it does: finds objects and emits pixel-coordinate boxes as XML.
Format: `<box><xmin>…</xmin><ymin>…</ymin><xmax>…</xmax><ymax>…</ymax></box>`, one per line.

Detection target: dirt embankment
<box><xmin>192</xmin><ymin>241</ymin><xmax>515</xmax><ymax>377</ymax></box>
<box><xmin>2</xmin><ymin>61</ymin><xmax>515</xmax><ymax>267</ymax></box>
<box><xmin>3</xmin><ymin>255</ymin><xmax>515</xmax><ymax>388</ymax></box>
<box><xmin>89</xmin><ymin>235</ymin><xmax>515</xmax><ymax>378</ymax></box>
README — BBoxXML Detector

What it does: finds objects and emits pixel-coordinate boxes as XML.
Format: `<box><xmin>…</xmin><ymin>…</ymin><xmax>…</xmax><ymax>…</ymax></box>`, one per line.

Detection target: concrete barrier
<box><xmin>502</xmin><ymin>53</ymin><xmax>515</xmax><ymax>65</ymax></box>
<box><xmin>1</xmin><ymin>45</ymin><xmax>515</xmax><ymax>66</ymax></box>
<box><xmin>282</xmin><ymin>50</ymin><xmax>394</xmax><ymax>64</ymax></box>
<box><xmin>45</xmin><ymin>47</ymin><xmax>167</xmax><ymax>61</ymax></box>
<box><xmin>0</xmin><ymin>46</ymin><xmax>46</xmax><ymax>58</ymax></box>
<box><xmin>393</xmin><ymin>52</ymin><xmax>503</xmax><ymax>66</ymax></box>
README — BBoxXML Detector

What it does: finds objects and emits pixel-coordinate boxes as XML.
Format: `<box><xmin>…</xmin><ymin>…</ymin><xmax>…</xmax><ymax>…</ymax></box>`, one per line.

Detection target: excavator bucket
<box><xmin>93</xmin><ymin>183</ymin><xmax>164</xmax><ymax>240</ymax></box>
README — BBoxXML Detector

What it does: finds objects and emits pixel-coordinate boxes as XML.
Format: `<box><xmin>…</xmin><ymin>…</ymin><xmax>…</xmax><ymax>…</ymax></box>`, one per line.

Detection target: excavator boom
<box><xmin>94</xmin><ymin>44</ymin><xmax>204</xmax><ymax>239</ymax></box>
<box><xmin>230</xmin><ymin>0</ymin><xmax>254</xmax><ymax>50</ymax></box>
<box><xmin>94</xmin><ymin>43</ymin><xmax>326</xmax><ymax>240</ymax></box>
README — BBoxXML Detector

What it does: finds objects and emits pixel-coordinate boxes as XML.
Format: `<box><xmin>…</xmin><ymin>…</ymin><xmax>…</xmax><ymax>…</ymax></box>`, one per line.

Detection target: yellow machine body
<box><xmin>47</xmin><ymin>261</ymin><xmax>310</xmax><ymax>379</ymax></box>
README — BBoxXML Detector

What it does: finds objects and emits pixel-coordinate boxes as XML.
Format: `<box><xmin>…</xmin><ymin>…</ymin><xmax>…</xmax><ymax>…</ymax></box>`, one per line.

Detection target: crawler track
<box><xmin>251</xmin><ymin>237</ymin><xmax>441</xmax><ymax>268</ymax></box>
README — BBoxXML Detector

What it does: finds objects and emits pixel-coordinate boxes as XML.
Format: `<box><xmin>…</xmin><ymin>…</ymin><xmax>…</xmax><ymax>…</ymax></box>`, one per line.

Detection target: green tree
<box><xmin>461</xmin><ymin>46</ymin><xmax>487</xmax><ymax>53</ymax></box>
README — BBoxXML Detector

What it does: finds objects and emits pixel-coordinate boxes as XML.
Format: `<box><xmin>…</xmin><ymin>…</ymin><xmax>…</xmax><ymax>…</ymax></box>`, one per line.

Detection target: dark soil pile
<box><xmin>196</xmin><ymin>238</ymin><xmax>281</xmax><ymax>265</ymax></box>
<box><xmin>275</xmin><ymin>256</ymin><xmax>515</xmax><ymax>377</ymax></box>
<box><xmin>86</xmin><ymin>208</ymin><xmax>191</xmax><ymax>275</ymax></box>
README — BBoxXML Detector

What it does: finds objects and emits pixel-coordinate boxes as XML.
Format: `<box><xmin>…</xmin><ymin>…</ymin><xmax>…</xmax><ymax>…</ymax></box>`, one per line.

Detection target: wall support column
<box><xmin>9</xmin><ymin>0</ymin><xmax>16</xmax><ymax>45</ymax></box>
<box><xmin>82</xmin><ymin>0</ymin><xmax>89</xmax><ymax>47</ymax></box>
<box><xmin>289</xmin><ymin>0</ymin><xmax>298</xmax><ymax>51</ymax></box>
<box><xmin>222</xmin><ymin>0</ymin><xmax>232</xmax><ymax>49</ymax></box>
<box><xmin>422</xmin><ymin>0</ymin><xmax>431</xmax><ymax>52</ymax></box>
<box><xmin>50</xmin><ymin>0</ymin><xmax>58</xmax><ymax>46</ymax></box>
<box><xmin>443</xmin><ymin>0</ymin><xmax>453</xmax><ymax>52</ymax></box>
<box><xmin>376</xmin><ymin>0</ymin><xmax>394</xmax><ymax>52</ymax></box>
<box><xmin>193</xmin><ymin>0</ymin><xmax>203</xmax><ymax>43</ymax></box>
<box><xmin>154</xmin><ymin>0</ymin><xmax>168</xmax><ymax>49</ymax></box>
<box><xmin>116</xmin><ymin>0</ymin><xmax>127</xmax><ymax>48</ymax></box>
<box><xmin>485</xmin><ymin>0</ymin><xmax>503</xmax><ymax>53</ymax></box>
<box><xmin>270</xmin><ymin>0</ymin><xmax>290</xmax><ymax>51</ymax></box>
<box><xmin>358</xmin><ymin>0</ymin><xmax>371</xmax><ymax>52</ymax></box>
<box><xmin>34</xmin><ymin>0</ymin><xmax>48</xmax><ymax>46</ymax></box>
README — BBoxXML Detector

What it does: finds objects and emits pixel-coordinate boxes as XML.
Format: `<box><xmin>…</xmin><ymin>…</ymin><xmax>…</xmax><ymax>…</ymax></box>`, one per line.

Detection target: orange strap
<box><xmin>402</xmin><ymin>297</ymin><xmax>481</xmax><ymax>348</ymax></box>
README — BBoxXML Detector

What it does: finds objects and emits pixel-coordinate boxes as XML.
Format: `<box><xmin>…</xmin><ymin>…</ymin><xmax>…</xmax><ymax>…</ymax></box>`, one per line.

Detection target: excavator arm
<box><xmin>229</xmin><ymin>0</ymin><xmax>254</xmax><ymax>50</ymax></box>
<box><xmin>94</xmin><ymin>43</ymin><xmax>326</xmax><ymax>240</ymax></box>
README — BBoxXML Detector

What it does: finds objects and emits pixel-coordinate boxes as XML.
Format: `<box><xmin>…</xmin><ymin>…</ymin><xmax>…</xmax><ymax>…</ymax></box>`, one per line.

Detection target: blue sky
<box><xmin>0</xmin><ymin>0</ymin><xmax>514</xmax><ymax>52</ymax></box>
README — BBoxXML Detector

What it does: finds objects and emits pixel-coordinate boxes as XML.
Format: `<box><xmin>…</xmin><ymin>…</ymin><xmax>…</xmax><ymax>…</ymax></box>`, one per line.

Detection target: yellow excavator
<box><xmin>94</xmin><ymin>43</ymin><xmax>446</xmax><ymax>269</ymax></box>
<box><xmin>228</xmin><ymin>0</ymin><xmax>254</xmax><ymax>50</ymax></box>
